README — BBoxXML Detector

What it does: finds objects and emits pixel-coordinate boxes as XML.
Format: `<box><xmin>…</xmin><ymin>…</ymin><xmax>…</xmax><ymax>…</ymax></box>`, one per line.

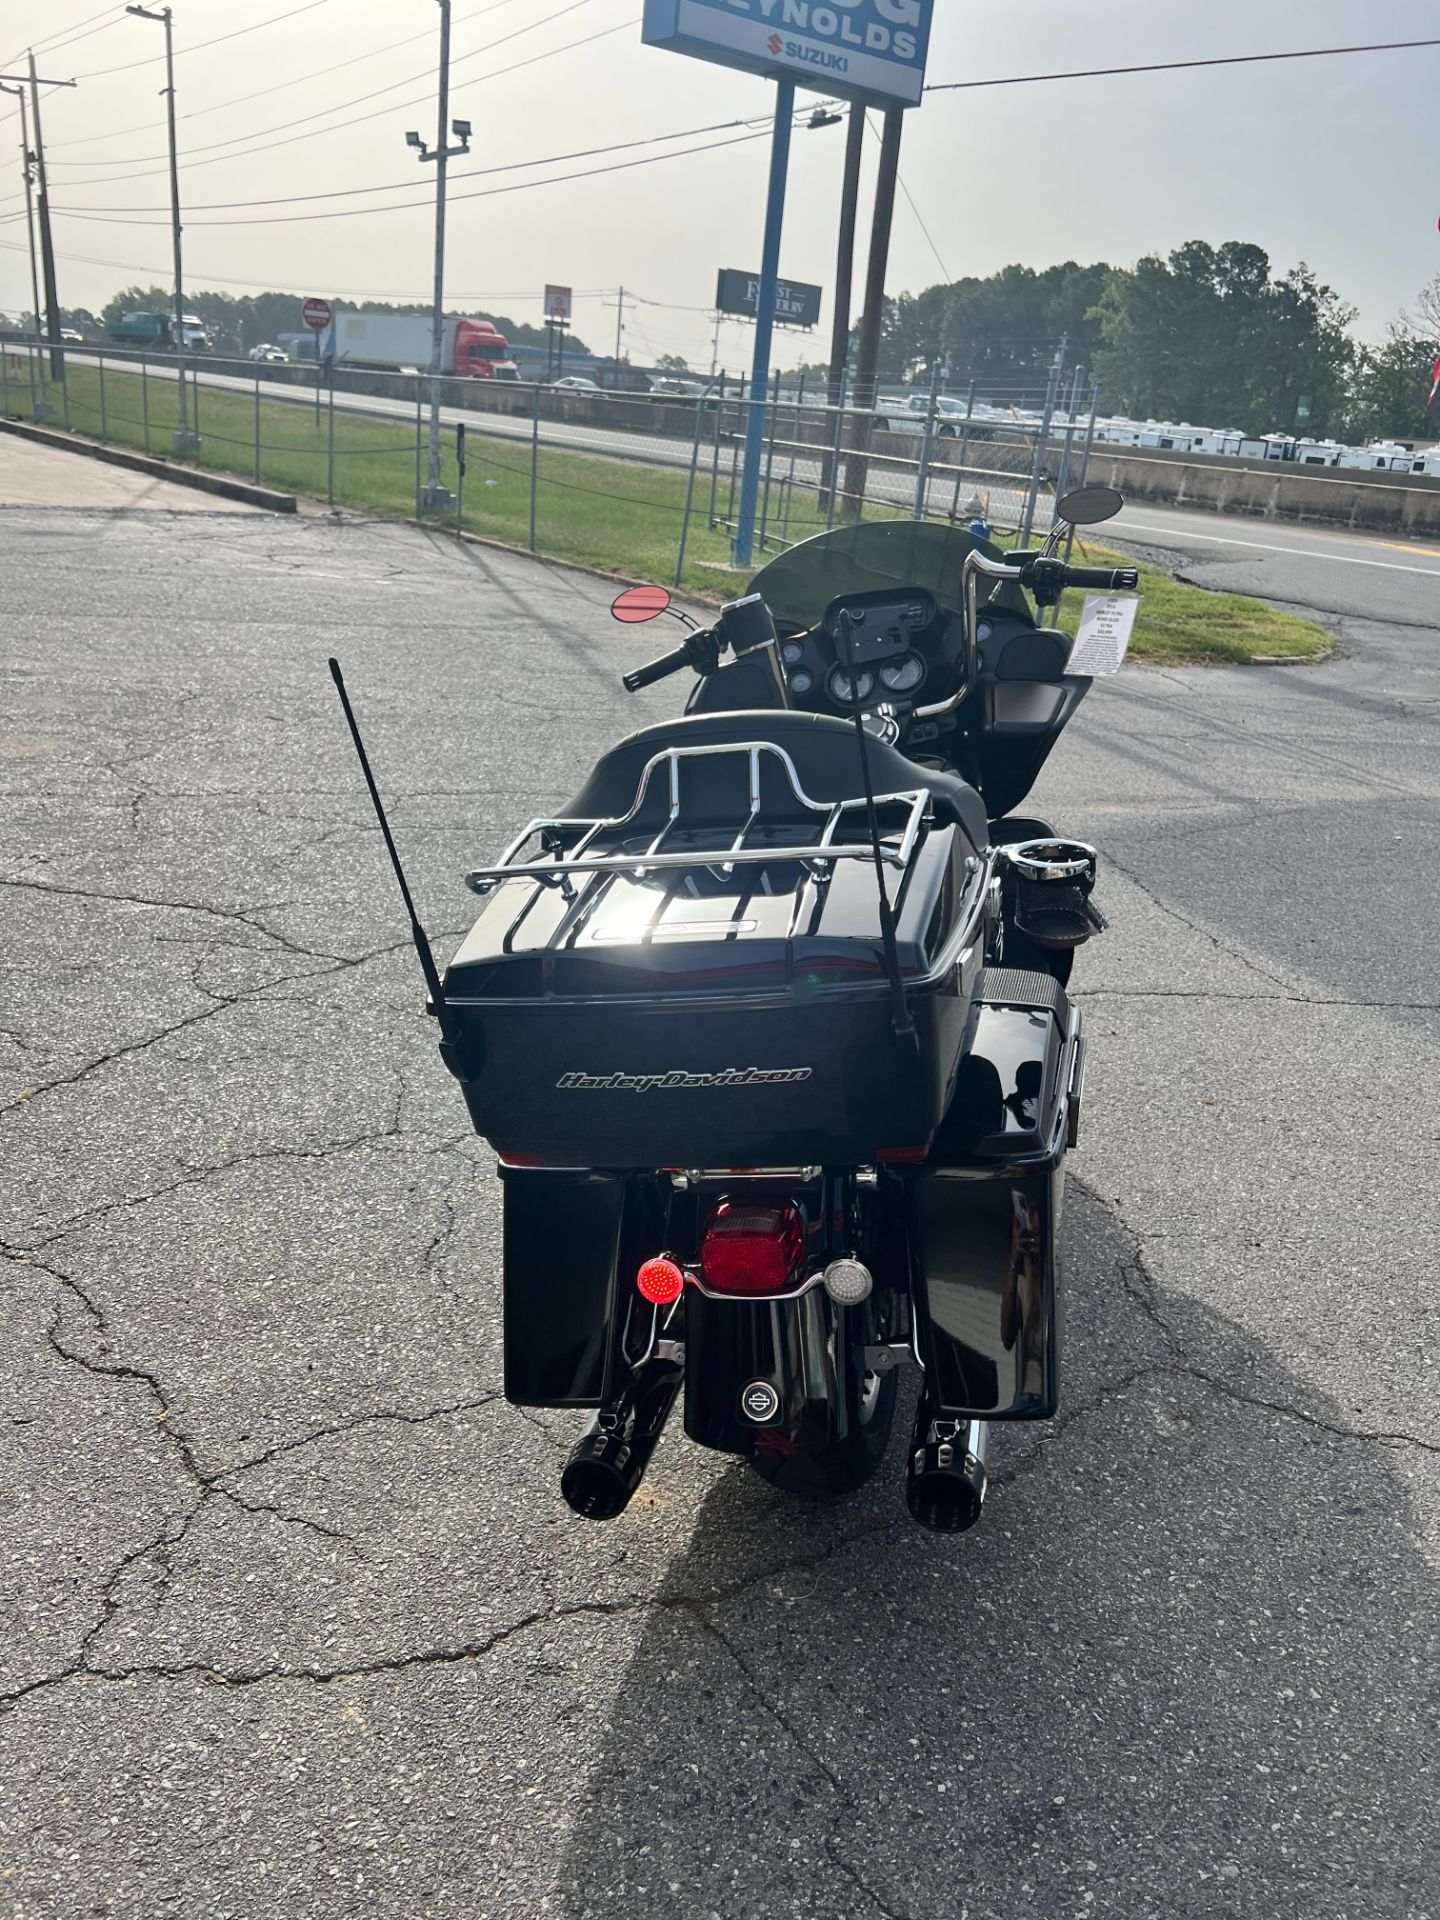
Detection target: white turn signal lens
<box><xmin>822</xmin><ymin>1257</ymin><xmax>872</xmax><ymax>1305</ymax></box>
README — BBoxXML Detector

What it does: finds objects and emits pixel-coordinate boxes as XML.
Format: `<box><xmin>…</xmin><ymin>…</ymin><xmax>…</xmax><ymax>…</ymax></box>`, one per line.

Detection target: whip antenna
<box><xmin>327</xmin><ymin>658</ymin><xmax>457</xmax><ymax>1042</ymax></box>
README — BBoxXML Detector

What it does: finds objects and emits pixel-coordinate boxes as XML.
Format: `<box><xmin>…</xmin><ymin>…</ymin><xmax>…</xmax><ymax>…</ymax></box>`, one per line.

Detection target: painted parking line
<box><xmin>1114</xmin><ymin>517</ymin><xmax>1440</xmax><ymax>577</ymax></box>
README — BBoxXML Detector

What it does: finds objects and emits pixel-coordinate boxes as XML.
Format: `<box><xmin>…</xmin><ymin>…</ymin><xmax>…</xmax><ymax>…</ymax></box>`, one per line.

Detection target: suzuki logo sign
<box><xmin>643</xmin><ymin>0</ymin><xmax>934</xmax><ymax>109</ymax></box>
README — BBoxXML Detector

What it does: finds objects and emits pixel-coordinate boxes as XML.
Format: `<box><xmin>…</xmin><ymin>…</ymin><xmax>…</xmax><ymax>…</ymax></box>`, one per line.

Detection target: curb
<box><xmin>0</xmin><ymin>416</ymin><xmax>297</xmax><ymax>513</ymax></box>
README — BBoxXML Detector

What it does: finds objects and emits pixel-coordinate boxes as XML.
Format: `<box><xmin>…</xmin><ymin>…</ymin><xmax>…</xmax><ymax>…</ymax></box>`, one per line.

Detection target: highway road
<box><xmin>2</xmin><ymin>433</ymin><xmax>1434</xmax><ymax>1919</ymax></box>
<box><xmin>1105</xmin><ymin>498</ymin><xmax>1440</xmax><ymax>633</ymax></box>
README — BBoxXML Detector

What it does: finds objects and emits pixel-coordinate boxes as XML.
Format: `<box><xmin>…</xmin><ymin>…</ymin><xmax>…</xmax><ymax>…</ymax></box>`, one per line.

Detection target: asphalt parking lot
<box><xmin>2</xmin><ymin>446</ymin><xmax>1436</xmax><ymax>1918</ymax></box>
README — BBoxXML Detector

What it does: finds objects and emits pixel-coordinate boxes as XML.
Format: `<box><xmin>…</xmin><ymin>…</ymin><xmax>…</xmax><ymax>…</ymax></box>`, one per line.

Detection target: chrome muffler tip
<box><xmin>905</xmin><ymin>1414</ymin><xmax>989</xmax><ymax>1533</ymax></box>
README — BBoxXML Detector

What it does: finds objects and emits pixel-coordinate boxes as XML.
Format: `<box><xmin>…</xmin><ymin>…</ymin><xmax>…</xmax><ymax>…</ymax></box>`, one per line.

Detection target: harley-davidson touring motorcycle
<box><xmin>330</xmin><ymin>486</ymin><xmax>1138</xmax><ymax>1532</ymax></box>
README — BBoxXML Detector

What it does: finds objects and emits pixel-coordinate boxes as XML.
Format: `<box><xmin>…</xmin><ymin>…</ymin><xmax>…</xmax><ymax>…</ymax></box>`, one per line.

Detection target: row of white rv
<box><xmin>877</xmin><ymin>393</ymin><xmax>1438</xmax><ymax>476</ymax></box>
<box><xmin>1087</xmin><ymin>417</ymin><xmax>1439</xmax><ymax>475</ymax></box>
<box><xmin>1051</xmin><ymin>413</ymin><xmax>1439</xmax><ymax>477</ymax></box>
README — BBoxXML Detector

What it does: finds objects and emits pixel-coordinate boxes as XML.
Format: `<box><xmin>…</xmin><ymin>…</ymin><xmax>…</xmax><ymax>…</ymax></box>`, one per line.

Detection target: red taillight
<box><xmin>636</xmin><ymin>1257</ymin><xmax>685</xmax><ymax>1306</ymax></box>
<box><xmin>700</xmin><ymin>1202</ymin><xmax>807</xmax><ymax>1297</ymax></box>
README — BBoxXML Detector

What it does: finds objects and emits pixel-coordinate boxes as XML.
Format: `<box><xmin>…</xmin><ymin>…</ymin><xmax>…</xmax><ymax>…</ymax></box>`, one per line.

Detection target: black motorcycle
<box><xmin>331</xmin><ymin>487</ymin><xmax>1137</xmax><ymax>1532</ymax></box>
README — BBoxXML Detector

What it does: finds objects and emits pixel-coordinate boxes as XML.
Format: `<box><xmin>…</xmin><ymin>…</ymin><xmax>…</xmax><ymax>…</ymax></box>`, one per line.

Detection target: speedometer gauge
<box><xmin>879</xmin><ymin>654</ymin><xmax>925</xmax><ymax>694</ymax></box>
<box><xmin>827</xmin><ymin>665</ymin><xmax>876</xmax><ymax>706</ymax></box>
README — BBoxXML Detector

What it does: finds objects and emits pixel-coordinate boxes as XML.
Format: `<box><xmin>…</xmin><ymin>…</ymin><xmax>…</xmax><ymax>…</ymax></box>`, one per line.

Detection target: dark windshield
<box><xmin>748</xmin><ymin>520</ymin><xmax>1026</xmax><ymax>630</ymax></box>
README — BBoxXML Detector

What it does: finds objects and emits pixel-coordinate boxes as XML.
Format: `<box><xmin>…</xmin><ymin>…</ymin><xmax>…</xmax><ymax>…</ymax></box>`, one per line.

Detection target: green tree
<box><xmin>1339</xmin><ymin>277</ymin><xmax>1440</xmax><ymax>441</ymax></box>
<box><xmin>1093</xmin><ymin>242</ymin><xmax>1353</xmax><ymax>433</ymax></box>
<box><xmin>883</xmin><ymin>261</ymin><xmax>1110</xmax><ymax>390</ymax></box>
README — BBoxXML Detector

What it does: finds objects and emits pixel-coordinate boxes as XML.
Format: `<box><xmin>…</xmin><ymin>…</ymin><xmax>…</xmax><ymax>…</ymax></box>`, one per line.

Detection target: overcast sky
<box><xmin>1</xmin><ymin>0</ymin><xmax>1436</xmax><ymax>368</ymax></box>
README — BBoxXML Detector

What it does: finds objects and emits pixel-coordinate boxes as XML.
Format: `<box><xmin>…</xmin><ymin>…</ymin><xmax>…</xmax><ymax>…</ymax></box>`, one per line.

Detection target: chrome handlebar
<box><xmin>912</xmin><ymin>550</ymin><xmax>1026</xmax><ymax>721</ymax></box>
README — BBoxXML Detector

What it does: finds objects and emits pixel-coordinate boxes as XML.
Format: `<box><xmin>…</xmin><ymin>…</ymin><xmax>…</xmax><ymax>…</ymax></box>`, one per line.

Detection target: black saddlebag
<box><xmin>442</xmin><ymin>747</ymin><xmax>984</xmax><ymax>1169</ymax></box>
<box><xmin>500</xmin><ymin>1167</ymin><xmax>668</xmax><ymax>1406</ymax></box>
<box><xmin>903</xmin><ymin>966</ymin><xmax>1082</xmax><ymax>1421</ymax></box>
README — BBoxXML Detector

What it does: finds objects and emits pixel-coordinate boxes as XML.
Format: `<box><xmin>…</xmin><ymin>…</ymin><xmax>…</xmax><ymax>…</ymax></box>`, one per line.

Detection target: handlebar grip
<box><xmin>1066</xmin><ymin>565</ymin><xmax>1139</xmax><ymax>592</ymax></box>
<box><xmin>622</xmin><ymin>641</ymin><xmax>693</xmax><ymax>693</ymax></box>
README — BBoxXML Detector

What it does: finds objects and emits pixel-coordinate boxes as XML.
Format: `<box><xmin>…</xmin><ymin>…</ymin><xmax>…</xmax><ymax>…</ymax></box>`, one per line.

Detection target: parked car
<box><xmin>874</xmin><ymin>394</ymin><xmax>970</xmax><ymax>438</ymax></box>
<box><xmin>248</xmin><ymin>343</ymin><xmax>289</xmax><ymax>363</ymax></box>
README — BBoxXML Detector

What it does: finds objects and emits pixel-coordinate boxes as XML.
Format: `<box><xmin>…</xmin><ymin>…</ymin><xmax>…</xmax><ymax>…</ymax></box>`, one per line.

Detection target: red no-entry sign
<box><xmin>302</xmin><ymin>297</ymin><xmax>332</xmax><ymax>332</ymax></box>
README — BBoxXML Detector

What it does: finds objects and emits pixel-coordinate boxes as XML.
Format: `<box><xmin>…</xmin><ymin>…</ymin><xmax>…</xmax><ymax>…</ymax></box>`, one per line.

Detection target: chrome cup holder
<box><xmin>1002</xmin><ymin>838</ymin><xmax>1096</xmax><ymax>884</ymax></box>
<box><xmin>1000</xmin><ymin>839</ymin><xmax>1104</xmax><ymax>951</ymax></box>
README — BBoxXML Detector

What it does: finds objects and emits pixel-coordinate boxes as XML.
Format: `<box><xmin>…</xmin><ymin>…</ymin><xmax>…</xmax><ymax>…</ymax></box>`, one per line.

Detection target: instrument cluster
<box><xmin>779</xmin><ymin>587</ymin><xmax>942</xmax><ymax>716</ymax></box>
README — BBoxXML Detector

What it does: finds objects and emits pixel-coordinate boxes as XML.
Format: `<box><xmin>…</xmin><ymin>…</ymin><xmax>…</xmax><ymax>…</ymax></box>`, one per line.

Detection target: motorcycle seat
<box><xmin>561</xmin><ymin>709</ymin><xmax>989</xmax><ymax>852</ymax></box>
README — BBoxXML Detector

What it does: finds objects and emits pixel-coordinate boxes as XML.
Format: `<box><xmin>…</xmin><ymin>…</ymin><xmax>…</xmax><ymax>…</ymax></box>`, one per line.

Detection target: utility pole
<box><xmin>842</xmin><ymin>106</ymin><xmax>904</xmax><ymax>521</ymax></box>
<box><xmin>0</xmin><ymin>83</ymin><xmax>42</xmax><ymax>350</ymax></box>
<box><xmin>819</xmin><ymin>102</ymin><xmax>865</xmax><ymax>510</ymax></box>
<box><xmin>825</xmin><ymin>105</ymin><xmax>865</xmax><ymax>411</ymax></box>
<box><xmin>405</xmin><ymin>0</ymin><xmax>470</xmax><ymax>511</ymax></box>
<box><xmin>125</xmin><ymin>7</ymin><xmax>195</xmax><ymax>453</ymax></box>
<box><xmin>731</xmin><ymin>78</ymin><xmax>796</xmax><ymax>568</ymax></box>
<box><xmin>0</xmin><ymin>58</ymin><xmax>76</xmax><ymax>382</ymax></box>
<box><xmin>601</xmin><ymin>285</ymin><xmax>631</xmax><ymax>373</ymax></box>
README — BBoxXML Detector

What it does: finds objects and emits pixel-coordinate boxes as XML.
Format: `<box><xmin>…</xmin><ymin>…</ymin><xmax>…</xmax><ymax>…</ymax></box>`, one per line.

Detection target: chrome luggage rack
<box><xmin>464</xmin><ymin>740</ymin><xmax>933</xmax><ymax>899</ymax></box>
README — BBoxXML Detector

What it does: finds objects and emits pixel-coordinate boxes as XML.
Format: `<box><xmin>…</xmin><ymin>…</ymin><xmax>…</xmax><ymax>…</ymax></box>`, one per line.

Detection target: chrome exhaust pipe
<box><xmin>905</xmin><ymin>1411</ymin><xmax>989</xmax><ymax>1533</ymax></box>
<box><xmin>560</xmin><ymin>1356</ymin><xmax>682</xmax><ymax>1521</ymax></box>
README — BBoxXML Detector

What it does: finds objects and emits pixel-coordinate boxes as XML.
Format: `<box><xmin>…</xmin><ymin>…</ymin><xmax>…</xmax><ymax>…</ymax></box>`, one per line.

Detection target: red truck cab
<box><xmin>455</xmin><ymin>318</ymin><xmax>518</xmax><ymax>380</ymax></box>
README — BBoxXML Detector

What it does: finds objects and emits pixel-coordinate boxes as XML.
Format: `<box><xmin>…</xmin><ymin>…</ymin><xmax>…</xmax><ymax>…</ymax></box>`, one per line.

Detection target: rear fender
<box><xmin>682</xmin><ymin>1284</ymin><xmax>854</xmax><ymax>1458</ymax></box>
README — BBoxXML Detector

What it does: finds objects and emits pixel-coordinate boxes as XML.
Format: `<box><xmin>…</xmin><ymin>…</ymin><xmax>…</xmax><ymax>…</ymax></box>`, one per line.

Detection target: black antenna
<box><xmin>837</xmin><ymin>612</ymin><xmax>914</xmax><ymax>1039</ymax></box>
<box><xmin>328</xmin><ymin>658</ymin><xmax>458</xmax><ymax>1044</ymax></box>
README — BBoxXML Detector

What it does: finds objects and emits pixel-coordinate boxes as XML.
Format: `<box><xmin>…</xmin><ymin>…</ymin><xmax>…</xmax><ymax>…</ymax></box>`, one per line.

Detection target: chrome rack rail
<box><xmin>464</xmin><ymin>740</ymin><xmax>932</xmax><ymax>897</ymax></box>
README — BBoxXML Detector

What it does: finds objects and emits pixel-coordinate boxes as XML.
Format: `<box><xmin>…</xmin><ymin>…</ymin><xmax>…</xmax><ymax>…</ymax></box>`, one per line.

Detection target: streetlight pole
<box><xmin>405</xmin><ymin>0</ymin><xmax>470</xmax><ymax>511</ymax></box>
<box><xmin>0</xmin><ymin>83</ymin><xmax>42</xmax><ymax>346</ymax></box>
<box><xmin>125</xmin><ymin>5</ymin><xmax>195</xmax><ymax>453</ymax></box>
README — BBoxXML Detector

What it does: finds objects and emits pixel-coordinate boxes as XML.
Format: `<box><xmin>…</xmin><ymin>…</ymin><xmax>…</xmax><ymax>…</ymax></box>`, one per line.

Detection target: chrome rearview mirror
<box><xmin>1057</xmin><ymin>485</ymin><xmax>1123</xmax><ymax>528</ymax></box>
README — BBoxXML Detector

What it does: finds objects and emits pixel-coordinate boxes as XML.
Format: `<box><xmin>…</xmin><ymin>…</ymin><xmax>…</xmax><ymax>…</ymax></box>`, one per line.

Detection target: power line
<box><xmin>0</xmin><ymin>232</ymin><xmax>616</xmax><ymax>302</ymax></box>
<box><xmin>47</xmin><ymin>113</ymin><xmax>774</xmax><ymax>213</ymax></box>
<box><xmin>923</xmin><ymin>37</ymin><xmax>1440</xmax><ymax>93</ymax></box>
<box><xmin>865</xmin><ymin>109</ymin><xmax>949</xmax><ymax>283</ymax></box>
<box><xmin>69</xmin><ymin>0</ymin><xmax>335</xmax><ymax>82</ymax></box>
<box><xmin>46</xmin><ymin>0</ymin><xmax>526</xmax><ymax>156</ymax></box>
<box><xmin>2</xmin><ymin>2</ymin><xmax>123</xmax><ymax>73</ymax></box>
<box><xmin>44</xmin><ymin>0</ymin><xmax>599</xmax><ymax>175</ymax></box>
<box><xmin>26</xmin><ymin>9</ymin><xmax>127</xmax><ymax>61</ymax></box>
<box><xmin>53</xmin><ymin>122</ymin><xmax>776</xmax><ymax>228</ymax></box>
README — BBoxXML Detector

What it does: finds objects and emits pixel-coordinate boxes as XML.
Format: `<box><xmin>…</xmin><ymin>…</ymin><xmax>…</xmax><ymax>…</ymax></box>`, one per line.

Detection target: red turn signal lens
<box><xmin>700</xmin><ymin>1202</ymin><xmax>807</xmax><ymax>1297</ymax></box>
<box><xmin>636</xmin><ymin>1257</ymin><xmax>685</xmax><ymax>1307</ymax></box>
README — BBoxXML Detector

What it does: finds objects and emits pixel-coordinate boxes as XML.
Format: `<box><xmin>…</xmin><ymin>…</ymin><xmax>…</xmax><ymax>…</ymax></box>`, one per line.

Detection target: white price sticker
<box><xmin>1066</xmin><ymin>595</ymin><xmax>1140</xmax><ymax>677</ymax></box>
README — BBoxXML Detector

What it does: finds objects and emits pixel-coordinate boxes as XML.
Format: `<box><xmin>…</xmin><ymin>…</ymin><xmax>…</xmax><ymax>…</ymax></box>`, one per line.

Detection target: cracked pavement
<box><xmin>1</xmin><ymin>465</ymin><xmax>1436</xmax><ymax>1918</ymax></box>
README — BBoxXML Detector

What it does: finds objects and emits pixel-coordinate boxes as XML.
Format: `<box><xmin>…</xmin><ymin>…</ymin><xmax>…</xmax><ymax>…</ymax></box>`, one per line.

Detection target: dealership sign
<box><xmin>716</xmin><ymin>268</ymin><xmax>822</xmax><ymax>328</ymax></box>
<box><xmin>642</xmin><ymin>0</ymin><xmax>933</xmax><ymax>108</ymax></box>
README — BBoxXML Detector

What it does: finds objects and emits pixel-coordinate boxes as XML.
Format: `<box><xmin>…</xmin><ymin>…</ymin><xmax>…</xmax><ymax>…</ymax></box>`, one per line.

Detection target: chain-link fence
<box><xmin>0</xmin><ymin>341</ymin><xmax>1099</xmax><ymax>590</ymax></box>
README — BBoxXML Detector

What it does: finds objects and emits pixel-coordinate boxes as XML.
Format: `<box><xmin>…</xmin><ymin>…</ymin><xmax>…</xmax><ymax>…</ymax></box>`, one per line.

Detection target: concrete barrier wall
<box><xmin>1081</xmin><ymin>446</ymin><xmax>1440</xmax><ymax>537</ymax></box>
